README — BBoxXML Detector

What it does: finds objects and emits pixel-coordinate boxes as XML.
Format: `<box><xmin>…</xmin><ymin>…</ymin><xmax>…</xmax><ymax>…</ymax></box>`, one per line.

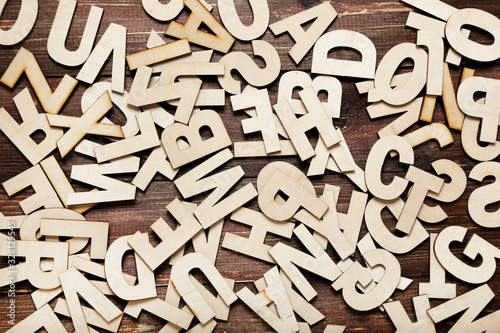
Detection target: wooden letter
<box><xmin>67</xmin><ymin>156</ymin><xmax>139</xmax><ymax>205</ymax></box>
<box><xmin>174</xmin><ymin>148</ymin><xmax>257</xmax><ymax>228</ymax></box>
<box><xmin>365</xmin><ymin>135</ymin><xmax>414</xmax><ymax>200</ymax></box>
<box><xmin>427</xmin><ymin>284</ymin><xmax>500</xmax><ymax>332</ymax></box>
<box><xmin>81</xmin><ymin>81</ymin><xmax>142</xmax><ymax>139</ymax></box>
<box><xmin>6</xmin><ymin>304</ymin><xmax>67</xmax><ymax>333</ymax></box>
<box><xmin>419</xmin><ymin>233</ymin><xmax>456</xmax><ymax>299</ymax></box>
<box><xmin>237</xmin><ymin>267</ymin><xmax>299</xmax><ymax>332</ymax></box>
<box><xmin>165</xmin><ymin>0</ymin><xmax>234</xmax><ymax>53</ymax></box>
<box><xmin>367</xmin><ymin>97</ymin><xmax>423</xmax><ymax>138</ymax></box>
<box><xmin>295</xmin><ymin>188</ymin><xmax>355</xmax><ymax>259</ymax></box>
<box><xmin>435</xmin><ymin>226</ymin><xmax>500</xmax><ymax>284</ymax></box>
<box><xmin>269</xmin><ymin>2</ymin><xmax>337</xmax><ymax>64</ymax></box>
<box><xmin>373</xmin><ymin>43</ymin><xmax>428</xmax><ymax>105</ymax></box>
<box><xmin>132</xmin><ymin>146</ymin><xmax>178</xmax><ymax>191</ymax></box>
<box><xmin>332</xmin><ymin>249</ymin><xmax>401</xmax><ymax>311</ymax></box>
<box><xmin>47</xmin><ymin>0</ymin><xmax>103</xmax><ymax>66</ymax></box>
<box><xmin>383</xmin><ymin>295</ymin><xmax>435</xmax><ymax>332</ymax></box>
<box><xmin>170</xmin><ymin>253</ymin><xmax>238</xmax><ymax>324</ymax></box>
<box><xmin>0</xmin><ymin>47</ymin><xmax>78</xmax><ymax>114</ymax></box>
<box><xmin>40</xmin><ymin>219</ymin><xmax>108</xmax><ymax>259</ymax></box>
<box><xmin>126</xmin><ymin>39</ymin><xmax>191</xmax><ymax>70</ymax></box>
<box><xmin>461</xmin><ymin>115</ymin><xmax>500</xmax><ymax>162</ymax></box>
<box><xmin>54</xmin><ymin>298</ymin><xmax>123</xmax><ymax>333</ymax></box>
<box><xmin>231</xmin><ymin>88</ymin><xmax>280</xmax><ymax>153</ymax></box>
<box><xmin>0</xmin><ymin>88</ymin><xmax>63</xmax><ymax>165</ymax></box>
<box><xmin>2</xmin><ymin>164</ymin><xmax>62</xmax><ymax>214</ymax></box>
<box><xmin>406</xmin><ymin>11</ymin><xmax>445</xmax><ymax>37</ymax></box>
<box><xmin>127</xmin><ymin>199</ymin><xmax>202</xmax><ymax>270</ymax></box>
<box><xmin>94</xmin><ymin>111</ymin><xmax>160</xmax><ymax>163</ymax></box>
<box><xmin>401</xmin><ymin>0</ymin><xmax>457</xmax><ymax>21</ymax></box>
<box><xmin>274</xmin><ymin>87</ymin><xmax>340</xmax><ymax>161</ymax></box>
<box><xmin>312</xmin><ymin>30</ymin><xmax>376</xmax><ymax>79</ymax></box>
<box><xmin>457</xmin><ymin>76</ymin><xmax>500</xmax><ymax>143</ymax></box>
<box><xmin>446</xmin><ymin>8</ymin><xmax>500</xmax><ymax>62</ymax></box>
<box><xmin>278</xmin><ymin>71</ymin><xmax>342</xmax><ymax>118</ymax></box>
<box><xmin>77</xmin><ymin>23</ymin><xmax>126</xmax><ymax>93</ymax></box>
<box><xmin>0</xmin><ymin>240</ymin><xmax>68</xmax><ymax>289</ymax></box>
<box><xmin>218</xmin><ymin>40</ymin><xmax>280</xmax><ymax>94</ymax></box>
<box><xmin>417</xmin><ymin>30</ymin><xmax>444</xmax><ymax>95</ymax></box>
<box><xmin>40</xmin><ymin>156</ymin><xmax>97</xmax><ymax>213</ymax></box>
<box><xmin>47</xmin><ymin>91</ymin><xmax>124</xmax><ymax>157</ymax></box>
<box><xmin>269</xmin><ymin>224</ymin><xmax>342</xmax><ymax>301</ymax></box>
<box><xmin>105</xmin><ymin>234</ymin><xmax>156</xmax><ymax>300</ymax></box>
<box><xmin>396</xmin><ymin>165</ymin><xmax>444</xmax><ymax>234</ymax></box>
<box><xmin>222</xmin><ymin>207</ymin><xmax>294</xmax><ymax>263</ymax></box>
<box><xmin>124</xmin><ymin>296</ymin><xmax>193</xmax><ymax>330</ymax></box>
<box><xmin>60</xmin><ymin>267</ymin><xmax>122</xmax><ymax>333</ymax></box>
<box><xmin>19</xmin><ymin>208</ymin><xmax>87</xmax><ymax>255</ymax></box>
<box><xmin>0</xmin><ymin>0</ymin><xmax>37</xmax><ymax>46</ymax></box>
<box><xmin>258</xmin><ymin>168</ymin><xmax>327</xmax><ymax>221</ymax></box>
<box><xmin>162</xmin><ymin>109</ymin><xmax>231</xmax><ymax>168</ymax></box>
<box><xmin>365</xmin><ymin>197</ymin><xmax>429</xmax><ymax>254</ymax></box>
<box><xmin>468</xmin><ymin>161</ymin><xmax>500</xmax><ymax>228</ymax></box>
<box><xmin>218</xmin><ymin>0</ymin><xmax>269</xmax><ymax>41</ymax></box>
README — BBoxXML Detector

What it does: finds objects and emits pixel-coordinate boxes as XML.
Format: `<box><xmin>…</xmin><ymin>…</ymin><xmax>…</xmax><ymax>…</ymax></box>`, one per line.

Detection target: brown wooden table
<box><xmin>1</xmin><ymin>0</ymin><xmax>500</xmax><ymax>332</ymax></box>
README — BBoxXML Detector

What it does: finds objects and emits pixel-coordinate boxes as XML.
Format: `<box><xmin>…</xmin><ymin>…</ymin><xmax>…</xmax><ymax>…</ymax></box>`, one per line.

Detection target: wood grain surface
<box><xmin>1</xmin><ymin>0</ymin><xmax>500</xmax><ymax>332</ymax></box>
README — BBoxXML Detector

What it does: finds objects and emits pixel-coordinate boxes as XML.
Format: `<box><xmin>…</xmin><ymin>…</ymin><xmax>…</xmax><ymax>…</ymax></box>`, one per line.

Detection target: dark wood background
<box><xmin>1</xmin><ymin>0</ymin><xmax>500</xmax><ymax>332</ymax></box>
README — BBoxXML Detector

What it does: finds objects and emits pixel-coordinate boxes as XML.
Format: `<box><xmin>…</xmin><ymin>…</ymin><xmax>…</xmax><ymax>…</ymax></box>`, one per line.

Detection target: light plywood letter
<box><xmin>162</xmin><ymin>109</ymin><xmax>231</xmax><ymax>169</ymax></box>
<box><xmin>0</xmin><ymin>0</ymin><xmax>37</xmax><ymax>46</ymax></box>
<box><xmin>94</xmin><ymin>111</ymin><xmax>160</xmax><ymax>163</ymax></box>
<box><xmin>222</xmin><ymin>207</ymin><xmax>294</xmax><ymax>263</ymax></box>
<box><xmin>231</xmin><ymin>88</ymin><xmax>280</xmax><ymax>153</ymax></box>
<box><xmin>105</xmin><ymin>234</ymin><xmax>156</xmax><ymax>300</ymax></box>
<box><xmin>365</xmin><ymin>135</ymin><xmax>414</xmax><ymax>200</ymax></box>
<box><xmin>128</xmin><ymin>199</ymin><xmax>202</xmax><ymax>270</ymax></box>
<box><xmin>165</xmin><ymin>0</ymin><xmax>234</xmax><ymax>53</ymax></box>
<box><xmin>418</xmin><ymin>233</ymin><xmax>456</xmax><ymax>299</ymax></box>
<box><xmin>0</xmin><ymin>47</ymin><xmax>78</xmax><ymax>114</ymax></box>
<box><xmin>67</xmin><ymin>156</ymin><xmax>139</xmax><ymax>205</ymax></box>
<box><xmin>218</xmin><ymin>0</ymin><xmax>269</xmax><ymax>41</ymax></box>
<box><xmin>170</xmin><ymin>253</ymin><xmax>238</xmax><ymax>325</ymax></box>
<box><xmin>427</xmin><ymin>284</ymin><xmax>500</xmax><ymax>332</ymax></box>
<box><xmin>60</xmin><ymin>267</ymin><xmax>122</xmax><ymax>333</ymax></box>
<box><xmin>2</xmin><ymin>164</ymin><xmax>62</xmax><ymax>214</ymax></box>
<box><xmin>5</xmin><ymin>304</ymin><xmax>66</xmax><ymax>333</ymax></box>
<box><xmin>142</xmin><ymin>0</ymin><xmax>183</xmax><ymax>21</ymax></box>
<box><xmin>312</xmin><ymin>30</ymin><xmax>376</xmax><ymax>79</ymax></box>
<box><xmin>174</xmin><ymin>148</ymin><xmax>257</xmax><ymax>228</ymax></box>
<box><xmin>332</xmin><ymin>249</ymin><xmax>401</xmax><ymax>311</ymax></box>
<box><xmin>365</xmin><ymin>197</ymin><xmax>429</xmax><ymax>254</ymax></box>
<box><xmin>456</xmin><ymin>76</ymin><xmax>500</xmax><ymax>143</ymax></box>
<box><xmin>468</xmin><ymin>161</ymin><xmax>500</xmax><ymax>228</ymax></box>
<box><xmin>47</xmin><ymin>0</ymin><xmax>103</xmax><ymax>66</ymax></box>
<box><xmin>383</xmin><ymin>295</ymin><xmax>435</xmax><ymax>332</ymax></box>
<box><xmin>218</xmin><ymin>40</ymin><xmax>280</xmax><ymax>94</ymax></box>
<box><xmin>47</xmin><ymin>91</ymin><xmax>124</xmax><ymax>158</ymax></box>
<box><xmin>77</xmin><ymin>23</ymin><xmax>126</xmax><ymax>93</ymax></box>
<box><xmin>40</xmin><ymin>219</ymin><xmax>108</xmax><ymax>259</ymax></box>
<box><xmin>417</xmin><ymin>30</ymin><xmax>444</xmax><ymax>95</ymax></box>
<box><xmin>0</xmin><ymin>88</ymin><xmax>63</xmax><ymax>165</ymax></box>
<box><xmin>269</xmin><ymin>224</ymin><xmax>342</xmax><ymax>301</ymax></box>
<box><xmin>237</xmin><ymin>267</ymin><xmax>299</xmax><ymax>333</ymax></box>
<box><xmin>269</xmin><ymin>2</ymin><xmax>337</xmax><ymax>64</ymax></box>
<box><xmin>0</xmin><ymin>240</ymin><xmax>68</xmax><ymax>289</ymax></box>
<box><xmin>396</xmin><ymin>165</ymin><xmax>444</xmax><ymax>234</ymax></box>
<box><xmin>446</xmin><ymin>8</ymin><xmax>500</xmax><ymax>62</ymax></box>
<box><xmin>435</xmin><ymin>226</ymin><xmax>500</xmax><ymax>284</ymax></box>
<box><xmin>373</xmin><ymin>43</ymin><xmax>428</xmax><ymax>105</ymax></box>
